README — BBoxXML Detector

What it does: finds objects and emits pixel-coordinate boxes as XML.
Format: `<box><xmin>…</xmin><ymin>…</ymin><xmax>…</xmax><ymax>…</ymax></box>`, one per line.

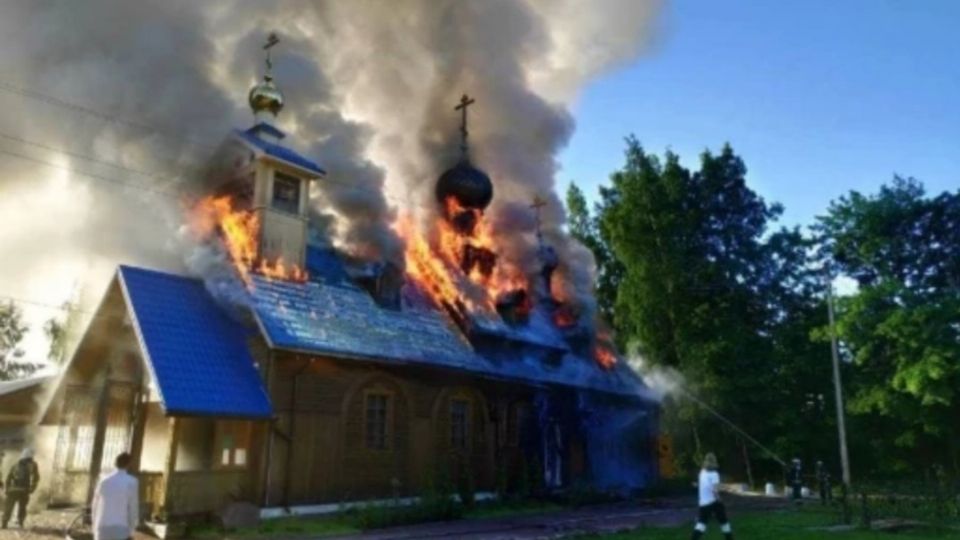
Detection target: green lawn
<box><xmin>576</xmin><ymin>507</ymin><xmax>958</xmax><ymax>540</ymax></box>
<box><xmin>186</xmin><ymin>515</ymin><xmax>359</xmax><ymax>538</ymax></box>
<box><xmin>184</xmin><ymin>499</ymin><xmax>562</xmax><ymax>538</ymax></box>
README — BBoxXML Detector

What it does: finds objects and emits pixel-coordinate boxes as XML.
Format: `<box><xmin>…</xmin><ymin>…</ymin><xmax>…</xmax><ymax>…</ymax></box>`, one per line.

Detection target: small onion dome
<box><xmin>248</xmin><ymin>75</ymin><xmax>284</xmax><ymax>116</ymax></box>
<box><xmin>435</xmin><ymin>159</ymin><xmax>494</xmax><ymax>210</ymax></box>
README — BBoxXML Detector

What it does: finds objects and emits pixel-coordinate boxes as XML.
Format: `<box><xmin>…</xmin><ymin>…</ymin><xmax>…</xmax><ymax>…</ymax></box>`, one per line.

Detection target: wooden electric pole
<box><xmin>826</xmin><ymin>275</ymin><xmax>852</xmax><ymax>487</ymax></box>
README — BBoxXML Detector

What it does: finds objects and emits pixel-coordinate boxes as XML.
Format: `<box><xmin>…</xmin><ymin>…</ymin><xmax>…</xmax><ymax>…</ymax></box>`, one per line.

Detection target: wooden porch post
<box><xmin>128</xmin><ymin>390</ymin><xmax>150</xmax><ymax>474</ymax></box>
<box><xmin>160</xmin><ymin>417</ymin><xmax>180</xmax><ymax>518</ymax></box>
<box><xmin>85</xmin><ymin>377</ymin><xmax>112</xmax><ymax>505</ymax></box>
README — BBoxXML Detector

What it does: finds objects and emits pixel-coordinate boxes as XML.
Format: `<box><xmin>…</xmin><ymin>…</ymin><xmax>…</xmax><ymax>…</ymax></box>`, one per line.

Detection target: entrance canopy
<box><xmin>119</xmin><ymin>266</ymin><xmax>272</xmax><ymax>419</ymax></box>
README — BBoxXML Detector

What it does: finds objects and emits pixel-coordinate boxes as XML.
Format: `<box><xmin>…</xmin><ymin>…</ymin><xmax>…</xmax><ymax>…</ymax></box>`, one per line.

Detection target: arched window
<box><xmin>363</xmin><ymin>388</ymin><xmax>393</xmax><ymax>451</ymax></box>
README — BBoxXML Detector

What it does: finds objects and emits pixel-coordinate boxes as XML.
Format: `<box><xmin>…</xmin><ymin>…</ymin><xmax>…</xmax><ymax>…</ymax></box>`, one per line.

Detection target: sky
<box><xmin>5</xmin><ymin>0</ymin><xmax>958</xmax><ymax>367</ymax></box>
<box><xmin>559</xmin><ymin>0</ymin><xmax>960</xmax><ymax>229</ymax></box>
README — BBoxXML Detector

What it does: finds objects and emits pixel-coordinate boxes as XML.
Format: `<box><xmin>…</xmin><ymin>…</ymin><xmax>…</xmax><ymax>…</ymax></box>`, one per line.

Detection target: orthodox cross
<box><xmin>263</xmin><ymin>32</ymin><xmax>280</xmax><ymax>75</ymax></box>
<box><xmin>530</xmin><ymin>195</ymin><xmax>547</xmax><ymax>241</ymax></box>
<box><xmin>454</xmin><ymin>93</ymin><xmax>476</xmax><ymax>157</ymax></box>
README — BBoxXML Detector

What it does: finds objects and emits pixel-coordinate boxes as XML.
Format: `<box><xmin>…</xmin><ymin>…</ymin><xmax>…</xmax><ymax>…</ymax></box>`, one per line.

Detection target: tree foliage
<box><xmin>815</xmin><ymin>177</ymin><xmax>960</xmax><ymax>475</ymax></box>
<box><xmin>570</xmin><ymin>138</ymin><xmax>835</xmax><ymax>478</ymax></box>
<box><xmin>568</xmin><ymin>139</ymin><xmax>959</xmax><ymax>481</ymax></box>
<box><xmin>565</xmin><ymin>182</ymin><xmax>623</xmax><ymax>329</ymax></box>
<box><xmin>0</xmin><ymin>300</ymin><xmax>39</xmax><ymax>380</ymax></box>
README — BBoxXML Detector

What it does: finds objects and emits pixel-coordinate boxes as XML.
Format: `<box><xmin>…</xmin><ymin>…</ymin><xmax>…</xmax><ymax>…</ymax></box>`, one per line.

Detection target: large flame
<box><xmin>190</xmin><ymin>195</ymin><xmax>307</xmax><ymax>285</ymax></box>
<box><xmin>396</xmin><ymin>201</ymin><xmax>528</xmax><ymax>320</ymax></box>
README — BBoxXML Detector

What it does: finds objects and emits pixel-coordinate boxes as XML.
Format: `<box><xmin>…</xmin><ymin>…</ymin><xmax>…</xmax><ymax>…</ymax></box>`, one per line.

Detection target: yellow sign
<box><xmin>657</xmin><ymin>435</ymin><xmax>675</xmax><ymax>478</ymax></box>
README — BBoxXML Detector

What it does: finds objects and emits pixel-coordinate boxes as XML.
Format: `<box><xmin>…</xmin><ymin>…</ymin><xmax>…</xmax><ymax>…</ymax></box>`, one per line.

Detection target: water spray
<box><xmin>673</xmin><ymin>385</ymin><xmax>787</xmax><ymax>468</ymax></box>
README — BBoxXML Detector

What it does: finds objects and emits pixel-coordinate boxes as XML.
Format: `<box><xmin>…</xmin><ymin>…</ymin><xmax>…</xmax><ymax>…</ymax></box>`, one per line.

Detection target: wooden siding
<box><xmin>265</xmin><ymin>354</ymin><xmax>533</xmax><ymax>505</ymax></box>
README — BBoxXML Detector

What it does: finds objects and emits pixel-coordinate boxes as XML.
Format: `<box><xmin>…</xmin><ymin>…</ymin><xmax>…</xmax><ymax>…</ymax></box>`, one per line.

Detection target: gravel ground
<box><xmin>0</xmin><ymin>505</ymin><xmax>152</xmax><ymax>540</ymax></box>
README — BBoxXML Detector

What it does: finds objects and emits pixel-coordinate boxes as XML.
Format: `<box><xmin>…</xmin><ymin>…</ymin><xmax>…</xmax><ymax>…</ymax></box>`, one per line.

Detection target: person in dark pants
<box><xmin>816</xmin><ymin>461</ymin><xmax>832</xmax><ymax>504</ymax></box>
<box><xmin>691</xmin><ymin>452</ymin><xmax>733</xmax><ymax>540</ymax></box>
<box><xmin>789</xmin><ymin>458</ymin><xmax>803</xmax><ymax>501</ymax></box>
<box><xmin>2</xmin><ymin>448</ymin><xmax>40</xmax><ymax>529</ymax></box>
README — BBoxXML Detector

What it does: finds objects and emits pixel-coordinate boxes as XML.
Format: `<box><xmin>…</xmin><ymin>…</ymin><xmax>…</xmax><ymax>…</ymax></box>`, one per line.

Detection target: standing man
<box><xmin>816</xmin><ymin>461</ymin><xmax>832</xmax><ymax>505</ymax></box>
<box><xmin>691</xmin><ymin>453</ymin><xmax>734</xmax><ymax>540</ymax></box>
<box><xmin>789</xmin><ymin>458</ymin><xmax>803</xmax><ymax>501</ymax></box>
<box><xmin>2</xmin><ymin>448</ymin><xmax>40</xmax><ymax>529</ymax></box>
<box><xmin>92</xmin><ymin>452</ymin><xmax>139</xmax><ymax>540</ymax></box>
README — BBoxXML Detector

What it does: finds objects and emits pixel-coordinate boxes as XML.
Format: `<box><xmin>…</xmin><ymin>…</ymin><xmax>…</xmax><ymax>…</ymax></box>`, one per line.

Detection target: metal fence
<box><xmin>832</xmin><ymin>479</ymin><xmax>960</xmax><ymax>530</ymax></box>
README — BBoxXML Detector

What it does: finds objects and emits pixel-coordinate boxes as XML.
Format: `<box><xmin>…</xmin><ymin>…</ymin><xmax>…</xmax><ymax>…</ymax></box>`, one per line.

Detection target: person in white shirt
<box><xmin>92</xmin><ymin>452</ymin><xmax>139</xmax><ymax>540</ymax></box>
<box><xmin>691</xmin><ymin>452</ymin><xmax>733</xmax><ymax>540</ymax></box>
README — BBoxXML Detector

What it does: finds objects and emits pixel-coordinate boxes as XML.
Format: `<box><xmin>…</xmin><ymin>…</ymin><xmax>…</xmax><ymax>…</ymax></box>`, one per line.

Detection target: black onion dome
<box><xmin>435</xmin><ymin>159</ymin><xmax>494</xmax><ymax>210</ymax></box>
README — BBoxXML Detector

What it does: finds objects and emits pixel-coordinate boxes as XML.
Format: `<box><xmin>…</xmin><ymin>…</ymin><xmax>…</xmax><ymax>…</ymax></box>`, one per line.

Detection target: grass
<box><xmin>183</xmin><ymin>498</ymin><xmax>564</xmax><ymax>538</ymax></box>
<box><xmin>575</xmin><ymin>506</ymin><xmax>959</xmax><ymax>540</ymax></box>
<box><xmin>186</xmin><ymin>515</ymin><xmax>359</xmax><ymax>538</ymax></box>
<box><xmin>187</xmin><ymin>516</ymin><xmax>360</xmax><ymax>539</ymax></box>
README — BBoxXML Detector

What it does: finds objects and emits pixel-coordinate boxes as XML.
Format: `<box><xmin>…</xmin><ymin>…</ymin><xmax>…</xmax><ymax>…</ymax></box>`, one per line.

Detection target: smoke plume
<box><xmin>0</xmin><ymin>0</ymin><xmax>663</xmax><ymax>361</ymax></box>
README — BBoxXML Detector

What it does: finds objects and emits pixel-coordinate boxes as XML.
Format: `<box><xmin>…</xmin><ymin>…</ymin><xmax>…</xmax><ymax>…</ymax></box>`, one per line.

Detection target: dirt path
<box><xmin>320</xmin><ymin>496</ymin><xmax>787</xmax><ymax>540</ymax></box>
<box><xmin>2</xmin><ymin>495</ymin><xmax>786</xmax><ymax>540</ymax></box>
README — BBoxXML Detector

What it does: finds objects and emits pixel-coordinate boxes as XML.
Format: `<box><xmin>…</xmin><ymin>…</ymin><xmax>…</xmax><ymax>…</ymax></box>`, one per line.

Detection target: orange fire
<box><xmin>396</xmin><ymin>199</ymin><xmax>529</xmax><ymax>321</ymax></box>
<box><xmin>594</xmin><ymin>327</ymin><xmax>618</xmax><ymax>369</ymax></box>
<box><xmin>396</xmin><ymin>197</ymin><xmax>617</xmax><ymax>371</ymax></box>
<box><xmin>190</xmin><ymin>195</ymin><xmax>307</xmax><ymax>285</ymax></box>
<box><xmin>594</xmin><ymin>344</ymin><xmax>617</xmax><ymax>369</ymax></box>
<box><xmin>553</xmin><ymin>305</ymin><xmax>577</xmax><ymax>328</ymax></box>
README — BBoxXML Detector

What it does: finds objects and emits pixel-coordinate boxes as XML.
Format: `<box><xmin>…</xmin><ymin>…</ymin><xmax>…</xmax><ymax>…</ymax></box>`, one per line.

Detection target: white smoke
<box><xmin>0</xmin><ymin>0</ymin><xmax>664</xmax><ymax>361</ymax></box>
<box><xmin>627</xmin><ymin>354</ymin><xmax>685</xmax><ymax>400</ymax></box>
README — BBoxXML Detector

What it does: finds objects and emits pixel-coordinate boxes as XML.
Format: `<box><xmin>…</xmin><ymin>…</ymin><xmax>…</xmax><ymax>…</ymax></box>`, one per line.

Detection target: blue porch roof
<box><xmin>119</xmin><ymin>266</ymin><xmax>273</xmax><ymax>419</ymax></box>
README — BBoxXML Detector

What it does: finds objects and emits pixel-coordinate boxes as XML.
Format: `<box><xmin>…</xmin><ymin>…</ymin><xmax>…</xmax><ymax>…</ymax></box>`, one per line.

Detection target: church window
<box><xmin>272</xmin><ymin>172</ymin><xmax>301</xmax><ymax>214</ymax></box>
<box><xmin>365</xmin><ymin>392</ymin><xmax>390</xmax><ymax>450</ymax></box>
<box><xmin>215</xmin><ymin>420</ymin><xmax>251</xmax><ymax>469</ymax></box>
<box><xmin>450</xmin><ymin>398</ymin><xmax>471</xmax><ymax>450</ymax></box>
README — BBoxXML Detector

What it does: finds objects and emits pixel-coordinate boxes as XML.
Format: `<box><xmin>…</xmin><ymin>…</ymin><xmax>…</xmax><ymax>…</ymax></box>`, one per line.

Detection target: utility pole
<box><xmin>826</xmin><ymin>275</ymin><xmax>852</xmax><ymax>487</ymax></box>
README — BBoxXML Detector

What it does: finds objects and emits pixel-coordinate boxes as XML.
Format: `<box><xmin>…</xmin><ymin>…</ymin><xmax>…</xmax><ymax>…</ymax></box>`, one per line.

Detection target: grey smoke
<box><xmin>0</xmin><ymin>0</ymin><xmax>663</xmax><ymax>359</ymax></box>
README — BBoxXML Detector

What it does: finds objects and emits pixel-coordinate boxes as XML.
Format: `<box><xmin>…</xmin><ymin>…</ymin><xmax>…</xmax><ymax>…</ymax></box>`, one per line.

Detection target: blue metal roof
<box><xmin>250</xmin><ymin>275</ymin><xmax>483</xmax><ymax>371</ymax></box>
<box><xmin>119</xmin><ymin>266</ymin><xmax>273</xmax><ymax>419</ymax></box>
<box><xmin>234</xmin><ymin>128</ymin><xmax>325</xmax><ymax>176</ymax></box>
<box><xmin>248</xmin><ymin>248</ymin><xmax>655</xmax><ymax>400</ymax></box>
<box><xmin>247</xmin><ymin>122</ymin><xmax>287</xmax><ymax>141</ymax></box>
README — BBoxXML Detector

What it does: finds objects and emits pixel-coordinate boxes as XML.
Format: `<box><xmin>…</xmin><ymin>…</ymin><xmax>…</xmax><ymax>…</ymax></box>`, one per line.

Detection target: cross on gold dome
<box><xmin>263</xmin><ymin>32</ymin><xmax>280</xmax><ymax>76</ymax></box>
<box><xmin>454</xmin><ymin>93</ymin><xmax>476</xmax><ymax>157</ymax></box>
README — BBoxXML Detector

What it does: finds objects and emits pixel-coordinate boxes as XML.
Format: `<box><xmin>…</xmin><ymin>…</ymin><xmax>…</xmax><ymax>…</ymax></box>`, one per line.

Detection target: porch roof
<box><xmin>119</xmin><ymin>266</ymin><xmax>273</xmax><ymax>419</ymax></box>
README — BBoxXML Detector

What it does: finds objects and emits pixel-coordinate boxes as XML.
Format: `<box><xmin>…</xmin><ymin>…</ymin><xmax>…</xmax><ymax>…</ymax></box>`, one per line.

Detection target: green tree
<box><xmin>816</xmin><ymin>177</ymin><xmax>960</xmax><ymax>475</ymax></box>
<box><xmin>594</xmin><ymin>137</ymin><xmax>853</xmax><ymax>482</ymax></box>
<box><xmin>43</xmin><ymin>301</ymin><xmax>78</xmax><ymax>365</ymax></box>
<box><xmin>565</xmin><ymin>182</ymin><xmax>624</xmax><ymax>328</ymax></box>
<box><xmin>0</xmin><ymin>300</ymin><xmax>39</xmax><ymax>380</ymax></box>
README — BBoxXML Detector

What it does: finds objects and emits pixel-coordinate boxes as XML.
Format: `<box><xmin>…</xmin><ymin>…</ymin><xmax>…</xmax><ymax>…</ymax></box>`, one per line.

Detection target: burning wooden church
<box><xmin>40</xmin><ymin>38</ymin><xmax>660</xmax><ymax>522</ymax></box>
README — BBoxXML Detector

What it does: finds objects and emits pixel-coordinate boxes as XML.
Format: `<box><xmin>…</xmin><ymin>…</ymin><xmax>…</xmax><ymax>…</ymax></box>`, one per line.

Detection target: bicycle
<box><xmin>63</xmin><ymin>506</ymin><xmax>92</xmax><ymax>540</ymax></box>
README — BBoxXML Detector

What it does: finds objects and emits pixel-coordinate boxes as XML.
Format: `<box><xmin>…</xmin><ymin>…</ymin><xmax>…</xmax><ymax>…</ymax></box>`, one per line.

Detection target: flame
<box><xmin>396</xmin><ymin>198</ymin><xmax>529</xmax><ymax>321</ymax></box>
<box><xmin>594</xmin><ymin>327</ymin><xmax>618</xmax><ymax>369</ymax></box>
<box><xmin>594</xmin><ymin>344</ymin><xmax>617</xmax><ymax>369</ymax></box>
<box><xmin>553</xmin><ymin>305</ymin><xmax>577</xmax><ymax>328</ymax></box>
<box><xmin>190</xmin><ymin>195</ymin><xmax>307</xmax><ymax>285</ymax></box>
<box><xmin>396</xmin><ymin>215</ymin><xmax>472</xmax><ymax>312</ymax></box>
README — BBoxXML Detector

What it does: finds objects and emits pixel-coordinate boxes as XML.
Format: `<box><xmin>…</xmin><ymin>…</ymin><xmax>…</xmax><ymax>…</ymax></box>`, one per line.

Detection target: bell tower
<box><xmin>215</xmin><ymin>33</ymin><xmax>325</xmax><ymax>274</ymax></box>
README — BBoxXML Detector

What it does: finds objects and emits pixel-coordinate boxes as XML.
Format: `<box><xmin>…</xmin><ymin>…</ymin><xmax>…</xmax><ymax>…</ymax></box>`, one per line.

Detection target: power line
<box><xmin>0</xmin><ymin>128</ymin><xmax>446</xmax><ymax>214</ymax></box>
<box><xmin>0</xmin><ymin>80</ymin><xmax>220</xmax><ymax>152</ymax></box>
<box><xmin>0</xmin><ymin>80</ymin><xmax>459</xmax><ymax>215</ymax></box>
<box><xmin>0</xmin><ymin>131</ymin><xmax>204</xmax><ymax>179</ymax></box>
<box><xmin>0</xmin><ymin>147</ymin><xmax>183</xmax><ymax>200</ymax></box>
<box><xmin>0</xmin><ymin>294</ymin><xmax>94</xmax><ymax>316</ymax></box>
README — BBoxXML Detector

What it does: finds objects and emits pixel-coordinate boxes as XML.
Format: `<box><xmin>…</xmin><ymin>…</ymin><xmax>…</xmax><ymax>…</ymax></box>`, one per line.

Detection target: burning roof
<box><xmin>180</xmin><ymin>75</ymin><xmax>645</xmax><ymax>400</ymax></box>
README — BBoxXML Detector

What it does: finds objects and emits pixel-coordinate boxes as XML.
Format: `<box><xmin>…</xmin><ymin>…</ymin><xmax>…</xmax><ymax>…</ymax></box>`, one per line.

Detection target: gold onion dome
<box><xmin>248</xmin><ymin>75</ymin><xmax>284</xmax><ymax>116</ymax></box>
